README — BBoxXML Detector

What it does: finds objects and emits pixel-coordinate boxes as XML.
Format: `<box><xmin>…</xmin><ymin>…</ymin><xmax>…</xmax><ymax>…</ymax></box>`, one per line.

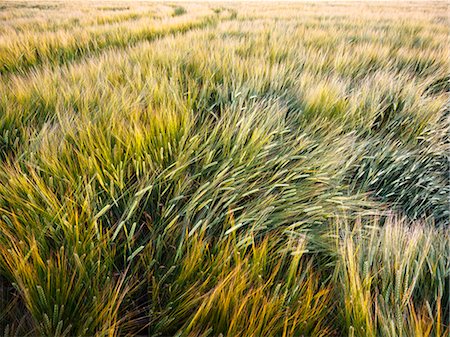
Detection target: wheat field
<box><xmin>0</xmin><ymin>1</ymin><xmax>448</xmax><ymax>336</ymax></box>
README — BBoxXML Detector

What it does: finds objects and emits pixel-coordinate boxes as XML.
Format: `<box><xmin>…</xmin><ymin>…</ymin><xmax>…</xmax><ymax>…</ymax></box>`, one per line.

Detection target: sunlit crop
<box><xmin>0</xmin><ymin>1</ymin><xmax>448</xmax><ymax>336</ymax></box>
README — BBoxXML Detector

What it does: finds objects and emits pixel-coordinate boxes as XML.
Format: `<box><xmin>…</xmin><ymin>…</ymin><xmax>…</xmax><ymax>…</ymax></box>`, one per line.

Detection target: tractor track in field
<box><xmin>0</xmin><ymin>8</ymin><xmax>237</xmax><ymax>78</ymax></box>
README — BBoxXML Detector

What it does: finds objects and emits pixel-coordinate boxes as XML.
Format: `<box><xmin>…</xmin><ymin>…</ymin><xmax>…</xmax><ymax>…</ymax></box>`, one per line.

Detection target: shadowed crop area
<box><xmin>0</xmin><ymin>1</ymin><xmax>448</xmax><ymax>336</ymax></box>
